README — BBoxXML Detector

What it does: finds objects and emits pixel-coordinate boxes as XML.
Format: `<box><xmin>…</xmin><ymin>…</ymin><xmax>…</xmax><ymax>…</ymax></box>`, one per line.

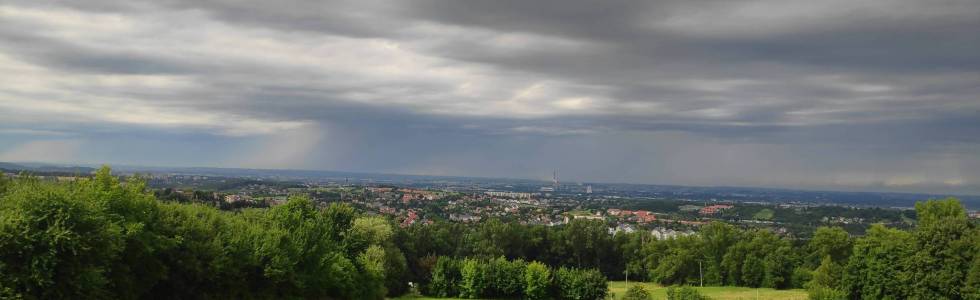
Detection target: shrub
<box><xmin>428</xmin><ymin>256</ymin><xmax>460</xmax><ymax>297</ymax></box>
<box><xmin>524</xmin><ymin>261</ymin><xmax>551</xmax><ymax>300</ymax></box>
<box><xmin>554</xmin><ymin>267</ymin><xmax>607</xmax><ymax>300</ymax></box>
<box><xmin>807</xmin><ymin>285</ymin><xmax>847</xmax><ymax>300</ymax></box>
<box><xmin>486</xmin><ymin>256</ymin><xmax>526</xmax><ymax>298</ymax></box>
<box><xmin>791</xmin><ymin>266</ymin><xmax>813</xmax><ymax>289</ymax></box>
<box><xmin>459</xmin><ymin>258</ymin><xmax>488</xmax><ymax>298</ymax></box>
<box><xmin>0</xmin><ymin>176</ymin><xmax>125</xmax><ymax>299</ymax></box>
<box><xmin>665</xmin><ymin>286</ymin><xmax>710</xmax><ymax>300</ymax></box>
<box><xmin>623</xmin><ymin>284</ymin><xmax>652</xmax><ymax>300</ymax></box>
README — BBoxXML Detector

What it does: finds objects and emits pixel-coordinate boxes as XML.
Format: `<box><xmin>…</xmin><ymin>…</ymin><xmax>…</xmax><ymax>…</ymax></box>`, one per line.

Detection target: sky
<box><xmin>1</xmin><ymin>0</ymin><xmax>979</xmax><ymax>194</ymax></box>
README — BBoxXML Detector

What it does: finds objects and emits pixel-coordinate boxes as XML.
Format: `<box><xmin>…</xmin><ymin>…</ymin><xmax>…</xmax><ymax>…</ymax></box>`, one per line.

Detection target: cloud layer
<box><xmin>2</xmin><ymin>0</ymin><xmax>979</xmax><ymax>194</ymax></box>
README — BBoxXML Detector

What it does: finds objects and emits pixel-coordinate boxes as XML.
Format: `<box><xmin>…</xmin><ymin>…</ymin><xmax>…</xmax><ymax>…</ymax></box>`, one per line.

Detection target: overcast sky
<box><xmin>2</xmin><ymin>0</ymin><xmax>979</xmax><ymax>194</ymax></box>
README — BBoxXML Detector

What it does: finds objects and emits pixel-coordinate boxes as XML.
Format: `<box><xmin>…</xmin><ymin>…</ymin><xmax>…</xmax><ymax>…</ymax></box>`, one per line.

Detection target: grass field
<box><xmin>752</xmin><ymin>208</ymin><xmax>775</xmax><ymax>220</ymax></box>
<box><xmin>392</xmin><ymin>281</ymin><xmax>808</xmax><ymax>300</ymax></box>
<box><xmin>607</xmin><ymin>281</ymin><xmax>807</xmax><ymax>300</ymax></box>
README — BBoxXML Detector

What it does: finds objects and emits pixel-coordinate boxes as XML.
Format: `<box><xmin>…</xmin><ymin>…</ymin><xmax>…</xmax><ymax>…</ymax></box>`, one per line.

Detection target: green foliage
<box><xmin>698</xmin><ymin>222</ymin><xmax>739</xmax><ymax>285</ymax></box>
<box><xmin>762</xmin><ymin>245</ymin><xmax>794</xmax><ymax>289</ymax></box>
<box><xmin>753</xmin><ymin>208</ymin><xmax>775</xmax><ymax>220</ymax></box>
<box><xmin>716</xmin><ymin>229</ymin><xmax>791</xmax><ymax>288</ymax></box>
<box><xmin>809</xmin><ymin>256</ymin><xmax>842</xmax><ymax>290</ymax></box>
<box><xmin>622</xmin><ymin>284</ymin><xmax>651</xmax><ymax>300</ymax></box>
<box><xmin>0</xmin><ymin>172</ymin><xmax>126</xmax><ymax>299</ymax></box>
<box><xmin>485</xmin><ymin>256</ymin><xmax>526</xmax><ymax>298</ymax></box>
<box><xmin>0</xmin><ymin>174</ymin><xmax>9</xmax><ymax>195</ymax></box>
<box><xmin>841</xmin><ymin>224</ymin><xmax>912</xmax><ymax>299</ymax></box>
<box><xmin>524</xmin><ymin>261</ymin><xmax>551</xmax><ymax>300</ymax></box>
<box><xmin>554</xmin><ymin>267</ymin><xmax>608</xmax><ymax>300</ymax></box>
<box><xmin>384</xmin><ymin>244</ymin><xmax>411</xmax><ymax>297</ymax></box>
<box><xmin>428</xmin><ymin>256</ymin><xmax>459</xmax><ymax>297</ymax></box>
<box><xmin>650</xmin><ymin>235</ymin><xmax>701</xmax><ymax>285</ymax></box>
<box><xmin>665</xmin><ymin>286</ymin><xmax>710</xmax><ymax>300</ymax></box>
<box><xmin>905</xmin><ymin>198</ymin><xmax>976</xmax><ymax>299</ymax></box>
<box><xmin>0</xmin><ymin>167</ymin><xmax>393</xmax><ymax>299</ymax></box>
<box><xmin>806</xmin><ymin>227</ymin><xmax>852</xmax><ymax>267</ymax></box>
<box><xmin>806</xmin><ymin>285</ymin><xmax>846</xmax><ymax>300</ymax></box>
<box><xmin>2</xmin><ymin>167</ymin><xmax>978</xmax><ymax>300</ymax></box>
<box><xmin>791</xmin><ymin>266</ymin><xmax>813</xmax><ymax>289</ymax></box>
<box><xmin>915</xmin><ymin>197</ymin><xmax>968</xmax><ymax>228</ymax></box>
<box><xmin>424</xmin><ymin>257</ymin><xmax>606</xmax><ymax>299</ymax></box>
<box><xmin>966</xmin><ymin>250</ymin><xmax>980</xmax><ymax>300</ymax></box>
<box><xmin>458</xmin><ymin>258</ymin><xmax>487</xmax><ymax>298</ymax></box>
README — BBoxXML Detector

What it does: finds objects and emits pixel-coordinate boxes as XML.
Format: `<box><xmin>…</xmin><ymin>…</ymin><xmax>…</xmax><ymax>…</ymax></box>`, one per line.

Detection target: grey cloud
<box><xmin>1</xmin><ymin>0</ymin><xmax>979</xmax><ymax>194</ymax></box>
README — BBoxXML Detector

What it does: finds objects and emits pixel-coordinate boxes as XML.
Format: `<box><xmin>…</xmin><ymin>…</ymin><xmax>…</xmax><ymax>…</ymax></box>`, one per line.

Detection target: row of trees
<box><xmin>811</xmin><ymin>199</ymin><xmax>980</xmax><ymax>299</ymax></box>
<box><xmin>427</xmin><ymin>256</ymin><xmax>607</xmax><ymax>299</ymax></box>
<box><xmin>0</xmin><ymin>168</ymin><xmax>403</xmax><ymax>299</ymax></box>
<box><xmin>389</xmin><ymin>198</ymin><xmax>979</xmax><ymax>299</ymax></box>
<box><xmin>390</xmin><ymin>212</ymin><xmax>819</xmax><ymax>290</ymax></box>
<box><xmin>2</xmin><ymin>168</ymin><xmax>978</xmax><ymax>299</ymax></box>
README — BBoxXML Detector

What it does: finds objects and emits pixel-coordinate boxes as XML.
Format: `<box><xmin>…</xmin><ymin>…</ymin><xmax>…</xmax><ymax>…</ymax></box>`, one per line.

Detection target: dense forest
<box><xmin>1</xmin><ymin>167</ymin><xmax>978</xmax><ymax>299</ymax></box>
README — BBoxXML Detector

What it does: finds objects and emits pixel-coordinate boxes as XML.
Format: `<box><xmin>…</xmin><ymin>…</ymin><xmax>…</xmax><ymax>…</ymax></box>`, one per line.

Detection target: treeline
<box><xmin>426</xmin><ymin>256</ymin><xmax>606</xmax><ymax>299</ymax></box>
<box><xmin>0</xmin><ymin>168</ymin><xmax>400</xmax><ymax>299</ymax></box>
<box><xmin>814</xmin><ymin>199</ymin><xmax>980</xmax><ymax>299</ymax></box>
<box><xmin>2</xmin><ymin>167</ymin><xmax>979</xmax><ymax>299</ymax></box>
<box><xmin>391</xmin><ymin>215</ymin><xmax>804</xmax><ymax>289</ymax></box>
<box><xmin>389</xmin><ymin>199</ymin><xmax>980</xmax><ymax>299</ymax></box>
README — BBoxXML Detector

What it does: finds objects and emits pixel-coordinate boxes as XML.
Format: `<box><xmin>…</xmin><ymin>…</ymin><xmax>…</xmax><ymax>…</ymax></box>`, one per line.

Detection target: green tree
<box><xmin>966</xmin><ymin>249</ymin><xmax>980</xmax><ymax>300</ymax></box>
<box><xmin>383</xmin><ymin>244</ymin><xmax>410</xmax><ymax>297</ymax></box>
<box><xmin>458</xmin><ymin>258</ymin><xmax>487</xmax><ymax>298</ymax></box>
<box><xmin>762</xmin><ymin>245</ymin><xmax>794</xmax><ymax>289</ymax></box>
<box><xmin>807</xmin><ymin>285</ymin><xmax>847</xmax><ymax>300</ymax></box>
<box><xmin>741</xmin><ymin>255</ymin><xmax>765</xmax><ymax>288</ymax></box>
<box><xmin>0</xmin><ymin>174</ymin><xmax>124</xmax><ymax>299</ymax></box>
<box><xmin>806</xmin><ymin>227</ymin><xmax>852</xmax><ymax>267</ymax></box>
<box><xmin>555</xmin><ymin>267</ymin><xmax>607</xmax><ymax>300</ymax></box>
<box><xmin>524</xmin><ymin>261</ymin><xmax>551</xmax><ymax>300</ymax></box>
<box><xmin>665</xmin><ymin>286</ymin><xmax>710</xmax><ymax>300</ymax></box>
<box><xmin>905</xmin><ymin>198</ymin><xmax>976</xmax><ymax>299</ymax></box>
<box><xmin>841</xmin><ymin>224</ymin><xmax>912</xmax><ymax>299</ymax></box>
<box><xmin>485</xmin><ymin>256</ymin><xmax>526</xmax><ymax>298</ymax></box>
<box><xmin>810</xmin><ymin>256</ymin><xmax>843</xmax><ymax>289</ymax></box>
<box><xmin>428</xmin><ymin>256</ymin><xmax>459</xmax><ymax>297</ymax></box>
<box><xmin>650</xmin><ymin>235</ymin><xmax>701</xmax><ymax>285</ymax></box>
<box><xmin>623</xmin><ymin>284</ymin><xmax>652</xmax><ymax>300</ymax></box>
<box><xmin>356</xmin><ymin>245</ymin><xmax>388</xmax><ymax>299</ymax></box>
<box><xmin>699</xmin><ymin>222</ymin><xmax>739</xmax><ymax>285</ymax></box>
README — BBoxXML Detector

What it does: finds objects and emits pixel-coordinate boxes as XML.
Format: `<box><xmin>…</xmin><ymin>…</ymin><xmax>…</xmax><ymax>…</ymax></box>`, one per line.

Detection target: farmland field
<box><xmin>607</xmin><ymin>281</ymin><xmax>807</xmax><ymax>300</ymax></box>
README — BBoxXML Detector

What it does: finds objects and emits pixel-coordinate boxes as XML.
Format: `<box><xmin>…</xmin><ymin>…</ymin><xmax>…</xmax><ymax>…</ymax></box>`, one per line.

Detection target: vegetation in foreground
<box><xmin>0</xmin><ymin>167</ymin><xmax>978</xmax><ymax>299</ymax></box>
<box><xmin>0</xmin><ymin>168</ymin><xmax>395</xmax><ymax>299</ymax></box>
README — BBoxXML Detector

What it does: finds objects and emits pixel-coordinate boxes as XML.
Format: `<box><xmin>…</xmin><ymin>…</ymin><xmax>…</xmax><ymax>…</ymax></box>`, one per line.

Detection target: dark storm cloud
<box><xmin>1</xmin><ymin>0</ymin><xmax>979</xmax><ymax>193</ymax></box>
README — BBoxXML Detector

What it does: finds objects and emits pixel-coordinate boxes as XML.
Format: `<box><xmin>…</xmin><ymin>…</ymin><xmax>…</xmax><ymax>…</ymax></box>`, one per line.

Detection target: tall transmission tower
<box><xmin>552</xmin><ymin>169</ymin><xmax>559</xmax><ymax>191</ymax></box>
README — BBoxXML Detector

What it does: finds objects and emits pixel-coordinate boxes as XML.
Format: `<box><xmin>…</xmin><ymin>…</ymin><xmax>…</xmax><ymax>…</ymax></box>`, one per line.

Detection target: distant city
<box><xmin>3</xmin><ymin>161</ymin><xmax>978</xmax><ymax>239</ymax></box>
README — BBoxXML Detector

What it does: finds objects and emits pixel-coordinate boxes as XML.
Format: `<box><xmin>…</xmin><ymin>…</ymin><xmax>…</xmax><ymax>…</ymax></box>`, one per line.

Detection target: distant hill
<box><xmin>0</xmin><ymin>162</ymin><xmax>27</xmax><ymax>170</ymax></box>
<box><xmin>0</xmin><ymin>162</ymin><xmax>95</xmax><ymax>175</ymax></box>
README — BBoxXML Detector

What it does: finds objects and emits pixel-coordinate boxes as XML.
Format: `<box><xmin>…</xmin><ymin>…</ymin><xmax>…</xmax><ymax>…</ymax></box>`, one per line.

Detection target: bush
<box><xmin>459</xmin><ymin>258</ymin><xmax>488</xmax><ymax>298</ymax></box>
<box><xmin>384</xmin><ymin>245</ymin><xmax>410</xmax><ymax>297</ymax></box>
<box><xmin>428</xmin><ymin>256</ymin><xmax>460</xmax><ymax>297</ymax></box>
<box><xmin>524</xmin><ymin>261</ymin><xmax>551</xmax><ymax>300</ymax></box>
<box><xmin>807</xmin><ymin>285</ymin><xmax>847</xmax><ymax>300</ymax></box>
<box><xmin>554</xmin><ymin>267</ymin><xmax>608</xmax><ymax>300</ymax></box>
<box><xmin>623</xmin><ymin>284</ymin><xmax>651</xmax><ymax>300</ymax></box>
<box><xmin>666</xmin><ymin>286</ymin><xmax>710</xmax><ymax>300</ymax></box>
<box><xmin>791</xmin><ymin>266</ymin><xmax>813</xmax><ymax>289</ymax></box>
<box><xmin>0</xmin><ymin>175</ymin><xmax>126</xmax><ymax>299</ymax></box>
<box><xmin>486</xmin><ymin>256</ymin><xmax>526</xmax><ymax>298</ymax></box>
